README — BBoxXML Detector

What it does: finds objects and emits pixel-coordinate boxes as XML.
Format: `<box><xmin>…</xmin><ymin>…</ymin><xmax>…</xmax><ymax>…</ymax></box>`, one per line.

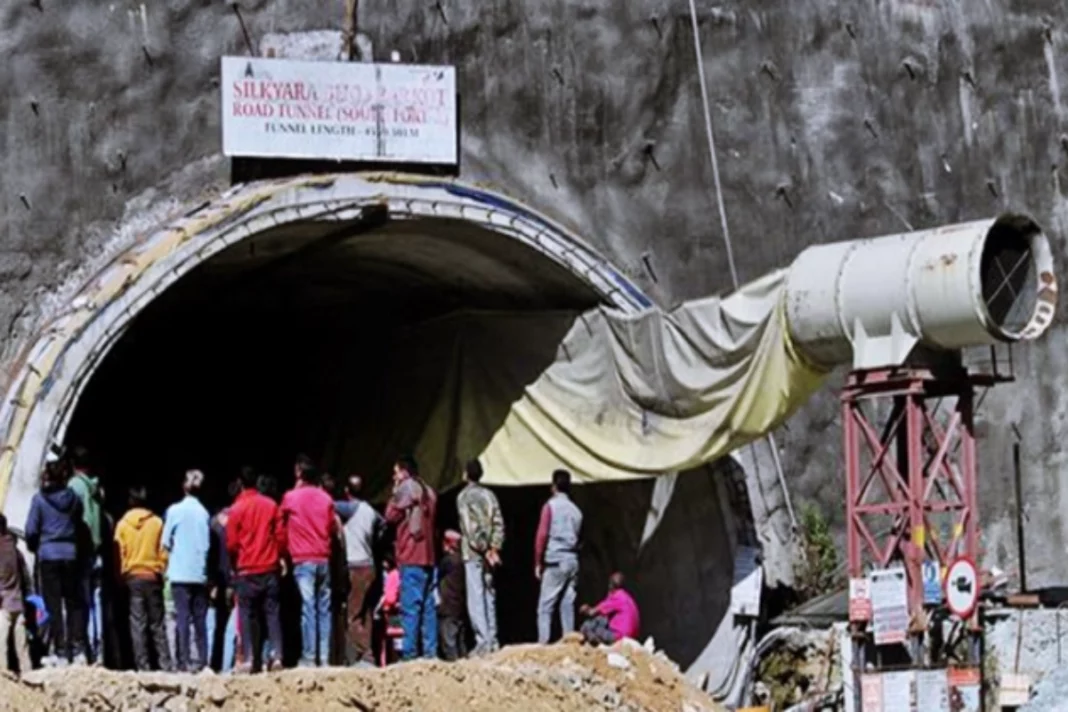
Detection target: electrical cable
<box><xmin>686</xmin><ymin>0</ymin><xmax>797</xmax><ymax>533</ymax></box>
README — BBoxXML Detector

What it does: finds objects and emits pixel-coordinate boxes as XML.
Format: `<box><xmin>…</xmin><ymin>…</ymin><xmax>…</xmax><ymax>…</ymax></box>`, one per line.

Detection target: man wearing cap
<box><xmin>163</xmin><ymin>469</ymin><xmax>211</xmax><ymax>672</ymax></box>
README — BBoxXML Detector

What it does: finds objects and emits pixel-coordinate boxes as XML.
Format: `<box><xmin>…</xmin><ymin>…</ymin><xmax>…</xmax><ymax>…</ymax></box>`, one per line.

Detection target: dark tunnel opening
<box><xmin>59</xmin><ymin>213</ymin><xmax>743</xmax><ymax>667</ymax></box>
<box><xmin>66</xmin><ymin>214</ymin><xmax>602</xmax><ymax>510</ymax></box>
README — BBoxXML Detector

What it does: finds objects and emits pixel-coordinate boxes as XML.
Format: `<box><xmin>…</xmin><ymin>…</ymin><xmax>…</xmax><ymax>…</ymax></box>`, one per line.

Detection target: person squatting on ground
<box><xmin>456</xmin><ymin>459</ymin><xmax>504</xmax><ymax>655</ymax></box>
<box><xmin>437</xmin><ymin>530</ymin><xmax>466</xmax><ymax>661</ymax></box>
<box><xmin>66</xmin><ymin>446</ymin><xmax>105</xmax><ymax>665</ymax></box>
<box><xmin>25</xmin><ymin>459</ymin><xmax>88</xmax><ymax>666</ymax></box>
<box><xmin>336</xmin><ymin>474</ymin><xmax>384</xmax><ymax>666</ymax></box>
<box><xmin>115</xmin><ymin>486</ymin><xmax>173</xmax><ymax>671</ymax></box>
<box><xmin>227</xmin><ymin>466</ymin><xmax>286</xmax><ymax>673</ymax></box>
<box><xmin>281</xmin><ymin>455</ymin><xmax>337</xmax><ymax>667</ymax></box>
<box><xmin>0</xmin><ymin>514</ymin><xmax>32</xmax><ymax>675</ymax></box>
<box><xmin>579</xmin><ymin>572</ymin><xmax>640</xmax><ymax>646</ymax></box>
<box><xmin>535</xmin><ymin>469</ymin><xmax>583</xmax><ymax>644</ymax></box>
<box><xmin>163</xmin><ymin>469</ymin><xmax>212</xmax><ymax>672</ymax></box>
<box><xmin>384</xmin><ymin>455</ymin><xmax>439</xmax><ymax>661</ymax></box>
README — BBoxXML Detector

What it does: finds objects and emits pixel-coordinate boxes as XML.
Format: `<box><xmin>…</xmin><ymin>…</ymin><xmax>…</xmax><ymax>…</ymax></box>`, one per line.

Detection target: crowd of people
<box><xmin>0</xmin><ymin>446</ymin><xmax>641</xmax><ymax>675</ymax></box>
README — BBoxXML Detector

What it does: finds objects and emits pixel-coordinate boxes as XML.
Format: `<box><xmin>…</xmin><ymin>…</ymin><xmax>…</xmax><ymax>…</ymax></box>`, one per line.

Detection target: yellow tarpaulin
<box><xmin>479</xmin><ymin>269</ymin><xmax>827</xmax><ymax>485</ymax></box>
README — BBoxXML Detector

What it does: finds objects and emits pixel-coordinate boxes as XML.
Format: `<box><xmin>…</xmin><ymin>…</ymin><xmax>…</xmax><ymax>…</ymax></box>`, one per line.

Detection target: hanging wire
<box><xmin>687</xmin><ymin>0</ymin><xmax>798</xmax><ymax>530</ymax></box>
<box><xmin>687</xmin><ymin>0</ymin><xmax>739</xmax><ymax>289</ymax></box>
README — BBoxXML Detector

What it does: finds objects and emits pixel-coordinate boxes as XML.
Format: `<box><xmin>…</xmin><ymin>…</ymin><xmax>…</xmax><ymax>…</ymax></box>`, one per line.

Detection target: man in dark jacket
<box><xmin>25</xmin><ymin>462</ymin><xmax>87</xmax><ymax>666</ymax></box>
<box><xmin>0</xmin><ymin>514</ymin><xmax>32</xmax><ymax>674</ymax></box>
<box><xmin>437</xmin><ymin>530</ymin><xmax>466</xmax><ymax>661</ymax></box>
<box><xmin>384</xmin><ymin>455</ymin><xmax>438</xmax><ymax>661</ymax></box>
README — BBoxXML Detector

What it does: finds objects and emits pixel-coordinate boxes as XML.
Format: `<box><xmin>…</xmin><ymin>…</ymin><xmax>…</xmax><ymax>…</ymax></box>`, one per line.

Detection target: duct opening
<box><xmin>979</xmin><ymin>214</ymin><xmax>1055</xmax><ymax>340</ymax></box>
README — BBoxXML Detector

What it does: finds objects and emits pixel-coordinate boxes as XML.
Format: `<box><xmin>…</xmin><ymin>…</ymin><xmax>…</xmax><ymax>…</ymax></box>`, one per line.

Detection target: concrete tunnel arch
<box><xmin>0</xmin><ymin>171</ymin><xmax>654</xmax><ymax>528</ymax></box>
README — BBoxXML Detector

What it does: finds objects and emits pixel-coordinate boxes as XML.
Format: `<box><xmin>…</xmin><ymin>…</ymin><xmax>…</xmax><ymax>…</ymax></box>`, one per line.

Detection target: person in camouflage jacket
<box><xmin>456</xmin><ymin>459</ymin><xmax>505</xmax><ymax>654</ymax></box>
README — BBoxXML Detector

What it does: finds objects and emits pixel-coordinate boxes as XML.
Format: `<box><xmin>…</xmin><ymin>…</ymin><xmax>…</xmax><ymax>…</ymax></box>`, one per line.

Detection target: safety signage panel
<box><xmin>916</xmin><ymin>669</ymin><xmax>950</xmax><ymax>711</ymax></box>
<box><xmin>869</xmin><ymin>567</ymin><xmax>909</xmax><ymax>645</ymax></box>
<box><xmin>221</xmin><ymin>56</ymin><xmax>458</xmax><ymax>165</ymax></box>
<box><xmin>945</xmin><ymin>557</ymin><xmax>979</xmax><ymax>619</ymax></box>
<box><xmin>861</xmin><ymin>674</ymin><xmax>883</xmax><ymax>712</ymax></box>
<box><xmin>881</xmin><ymin>670</ymin><xmax>914</xmax><ymax>710</ymax></box>
<box><xmin>948</xmin><ymin>668</ymin><xmax>981</xmax><ymax>712</ymax></box>
<box><xmin>849</xmin><ymin>577</ymin><xmax>872</xmax><ymax>622</ymax></box>
<box><xmin>922</xmin><ymin>560</ymin><xmax>943</xmax><ymax>605</ymax></box>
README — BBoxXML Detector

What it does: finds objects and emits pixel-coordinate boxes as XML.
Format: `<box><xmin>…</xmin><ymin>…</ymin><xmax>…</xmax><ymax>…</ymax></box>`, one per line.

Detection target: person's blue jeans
<box><xmin>171</xmin><ymin>583</ymin><xmax>209</xmax><ymax>671</ymax></box>
<box><xmin>205</xmin><ymin>603</ymin><xmax>238</xmax><ymax>672</ymax></box>
<box><xmin>82</xmin><ymin>557</ymin><xmax>103</xmax><ymax>663</ymax></box>
<box><xmin>294</xmin><ymin>562</ymin><xmax>331</xmax><ymax>666</ymax></box>
<box><xmin>537</xmin><ymin>557</ymin><xmax>578</xmax><ymax>644</ymax></box>
<box><xmin>399</xmin><ymin>565</ymin><xmax>438</xmax><ymax>660</ymax></box>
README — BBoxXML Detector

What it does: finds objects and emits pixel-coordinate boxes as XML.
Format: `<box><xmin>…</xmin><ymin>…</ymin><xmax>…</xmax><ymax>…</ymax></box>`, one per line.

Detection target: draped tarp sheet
<box><xmin>324</xmin><ymin>310</ymin><xmax>578</xmax><ymax>495</ymax></box>
<box><xmin>341</xmin><ymin>268</ymin><xmax>826</xmax><ymax>493</ymax></box>
<box><xmin>478</xmin><ymin>268</ymin><xmax>828</xmax><ymax>486</ymax></box>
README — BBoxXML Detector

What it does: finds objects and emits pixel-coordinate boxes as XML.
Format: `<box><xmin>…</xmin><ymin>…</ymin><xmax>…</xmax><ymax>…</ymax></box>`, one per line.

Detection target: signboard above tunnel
<box><xmin>220</xmin><ymin>57</ymin><xmax>458</xmax><ymax>166</ymax></box>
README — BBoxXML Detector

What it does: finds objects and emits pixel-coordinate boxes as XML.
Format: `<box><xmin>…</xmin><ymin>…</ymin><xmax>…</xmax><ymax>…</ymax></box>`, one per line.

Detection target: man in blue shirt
<box><xmin>163</xmin><ymin>470</ymin><xmax>211</xmax><ymax>672</ymax></box>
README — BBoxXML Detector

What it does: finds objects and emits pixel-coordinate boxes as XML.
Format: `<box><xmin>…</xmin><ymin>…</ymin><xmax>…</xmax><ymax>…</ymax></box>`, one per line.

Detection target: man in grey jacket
<box><xmin>456</xmin><ymin>459</ymin><xmax>504</xmax><ymax>655</ymax></box>
<box><xmin>534</xmin><ymin>469</ymin><xmax>583</xmax><ymax>644</ymax></box>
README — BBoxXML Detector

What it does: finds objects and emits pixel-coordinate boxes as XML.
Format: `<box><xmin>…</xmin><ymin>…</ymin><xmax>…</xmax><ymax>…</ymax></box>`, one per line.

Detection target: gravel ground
<box><xmin>0</xmin><ymin>636</ymin><xmax>722</xmax><ymax>712</ymax></box>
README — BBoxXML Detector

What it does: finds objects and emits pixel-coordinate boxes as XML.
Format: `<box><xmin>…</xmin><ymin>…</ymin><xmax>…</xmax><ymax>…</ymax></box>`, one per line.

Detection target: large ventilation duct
<box><xmin>785</xmin><ymin>214</ymin><xmax>1057</xmax><ymax>369</ymax></box>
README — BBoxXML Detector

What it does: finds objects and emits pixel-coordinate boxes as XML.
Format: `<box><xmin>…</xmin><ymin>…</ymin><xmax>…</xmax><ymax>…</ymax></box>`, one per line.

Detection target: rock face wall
<box><xmin>2</xmin><ymin>1</ymin><xmax>1068</xmax><ymax>585</ymax></box>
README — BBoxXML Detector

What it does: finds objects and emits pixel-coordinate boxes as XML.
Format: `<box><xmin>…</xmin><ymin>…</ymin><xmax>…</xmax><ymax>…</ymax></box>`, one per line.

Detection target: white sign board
<box><xmin>945</xmin><ymin>557</ymin><xmax>979</xmax><ymax>619</ymax></box>
<box><xmin>221</xmin><ymin>57</ymin><xmax>458</xmax><ymax>165</ymax></box>
<box><xmin>916</xmin><ymin>669</ymin><xmax>949</xmax><ymax>712</ymax></box>
<box><xmin>729</xmin><ymin>546</ymin><xmax>763</xmax><ymax>617</ymax></box>
<box><xmin>881</xmin><ymin>670</ymin><xmax>914</xmax><ymax>711</ymax></box>
<box><xmin>869</xmin><ymin>567</ymin><xmax>909</xmax><ymax>645</ymax></box>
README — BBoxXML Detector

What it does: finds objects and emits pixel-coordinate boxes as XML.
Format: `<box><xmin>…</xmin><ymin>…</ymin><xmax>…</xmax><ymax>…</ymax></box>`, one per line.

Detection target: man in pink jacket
<box><xmin>579</xmin><ymin>572</ymin><xmax>640</xmax><ymax>645</ymax></box>
<box><xmin>281</xmin><ymin>455</ymin><xmax>337</xmax><ymax>667</ymax></box>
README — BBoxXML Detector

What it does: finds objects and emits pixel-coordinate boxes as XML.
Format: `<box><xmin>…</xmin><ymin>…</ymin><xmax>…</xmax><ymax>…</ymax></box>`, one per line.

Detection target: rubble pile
<box><xmin>0</xmin><ymin>637</ymin><xmax>722</xmax><ymax>712</ymax></box>
<box><xmin>753</xmin><ymin>628</ymin><xmax>839</xmax><ymax>709</ymax></box>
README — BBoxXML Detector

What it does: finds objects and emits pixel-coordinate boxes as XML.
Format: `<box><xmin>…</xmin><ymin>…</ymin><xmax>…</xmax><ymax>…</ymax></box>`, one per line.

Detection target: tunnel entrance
<box><xmin>1</xmin><ymin>175</ymin><xmax>742</xmax><ymax>670</ymax></box>
<box><xmin>64</xmin><ymin>209</ymin><xmax>604</xmax><ymax>511</ymax></box>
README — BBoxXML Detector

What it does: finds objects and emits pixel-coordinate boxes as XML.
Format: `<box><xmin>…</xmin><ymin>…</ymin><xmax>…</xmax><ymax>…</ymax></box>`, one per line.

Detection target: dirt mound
<box><xmin>4</xmin><ymin>638</ymin><xmax>723</xmax><ymax>711</ymax></box>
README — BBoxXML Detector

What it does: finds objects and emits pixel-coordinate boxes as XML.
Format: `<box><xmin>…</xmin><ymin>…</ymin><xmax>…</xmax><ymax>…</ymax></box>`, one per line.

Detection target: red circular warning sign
<box><xmin>944</xmin><ymin>557</ymin><xmax>979</xmax><ymax>619</ymax></box>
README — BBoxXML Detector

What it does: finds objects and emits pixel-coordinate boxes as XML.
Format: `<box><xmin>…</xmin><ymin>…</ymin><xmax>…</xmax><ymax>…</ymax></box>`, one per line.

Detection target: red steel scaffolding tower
<box><xmin>843</xmin><ymin>359</ymin><xmax>1004</xmax><ymax>644</ymax></box>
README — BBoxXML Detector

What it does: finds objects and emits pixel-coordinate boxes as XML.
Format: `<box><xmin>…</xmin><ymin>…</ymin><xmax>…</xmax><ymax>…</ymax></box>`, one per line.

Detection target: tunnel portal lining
<box><xmin>0</xmin><ymin>173</ymin><xmax>651</xmax><ymax>529</ymax></box>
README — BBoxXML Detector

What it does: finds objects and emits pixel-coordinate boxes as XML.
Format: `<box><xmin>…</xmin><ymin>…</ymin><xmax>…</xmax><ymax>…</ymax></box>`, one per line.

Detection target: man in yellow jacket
<box><xmin>114</xmin><ymin>486</ymin><xmax>173</xmax><ymax>671</ymax></box>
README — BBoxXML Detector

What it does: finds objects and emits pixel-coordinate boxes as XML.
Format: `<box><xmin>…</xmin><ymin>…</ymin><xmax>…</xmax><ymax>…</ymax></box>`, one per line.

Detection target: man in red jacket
<box><xmin>384</xmin><ymin>455</ymin><xmax>438</xmax><ymax>660</ymax></box>
<box><xmin>281</xmin><ymin>455</ymin><xmax>336</xmax><ymax>668</ymax></box>
<box><xmin>226</xmin><ymin>466</ymin><xmax>286</xmax><ymax>673</ymax></box>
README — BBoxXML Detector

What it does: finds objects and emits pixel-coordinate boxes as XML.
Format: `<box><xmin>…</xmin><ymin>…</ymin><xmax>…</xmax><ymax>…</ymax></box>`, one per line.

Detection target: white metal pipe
<box><xmin>785</xmin><ymin>213</ymin><xmax>1057</xmax><ymax>369</ymax></box>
